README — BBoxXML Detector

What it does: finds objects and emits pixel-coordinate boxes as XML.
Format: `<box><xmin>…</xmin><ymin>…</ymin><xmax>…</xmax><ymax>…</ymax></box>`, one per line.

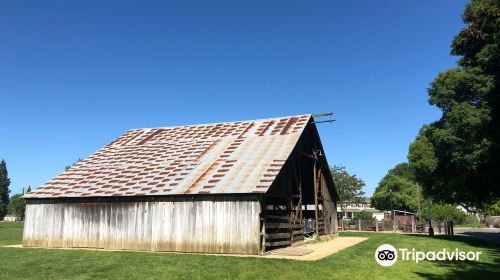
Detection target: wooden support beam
<box><xmin>301</xmin><ymin>151</ymin><xmax>316</xmax><ymax>160</ymax></box>
<box><xmin>265</xmin><ymin>240</ymin><xmax>291</xmax><ymax>247</ymax></box>
<box><xmin>314</xmin><ymin>161</ymin><xmax>319</xmax><ymax>236</ymax></box>
<box><xmin>264</xmin><ymin>194</ymin><xmax>289</xmax><ymax>199</ymax></box>
<box><xmin>260</xmin><ymin>197</ymin><xmax>266</xmax><ymax>255</ymax></box>
<box><xmin>312</xmin><ymin>120</ymin><xmax>336</xmax><ymax>124</ymax></box>
<box><xmin>292</xmin><ymin>235</ymin><xmax>304</xmax><ymax>242</ymax></box>
<box><xmin>266</xmin><ymin>223</ymin><xmax>291</xmax><ymax>229</ymax></box>
<box><xmin>263</xmin><ymin>215</ymin><xmax>289</xmax><ymax>221</ymax></box>
<box><xmin>265</xmin><ymin>233</ymin><xmax>291</xmax><ymax>239</ymax></box>
<box><xmin>289</xmin><ymin>156</ymin><xmax>304</xmax><ymax>245</ymax></box>
<box><xmin>312</xmin><ymin>112</ymin><xmax>333</xmax><ymax>118</ymax></box>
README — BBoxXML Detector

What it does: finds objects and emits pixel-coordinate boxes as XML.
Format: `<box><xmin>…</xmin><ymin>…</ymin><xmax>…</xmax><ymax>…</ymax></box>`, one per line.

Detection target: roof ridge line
<box><xmin>129</xmin><ymin>114</ymin><xmax>311</xmax><ymax>131</ymax></box>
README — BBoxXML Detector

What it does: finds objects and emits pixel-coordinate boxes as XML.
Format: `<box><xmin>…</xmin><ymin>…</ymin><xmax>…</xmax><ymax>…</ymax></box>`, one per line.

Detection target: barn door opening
<box><xmin>261</xmin><ymin>196</ymin><xmax>291</xmax><ymax>252</ymax></box>
<box><xmin>260</xmin><ymin>120</ymin><xmax>335</xmax><ymax>253</ymax></box>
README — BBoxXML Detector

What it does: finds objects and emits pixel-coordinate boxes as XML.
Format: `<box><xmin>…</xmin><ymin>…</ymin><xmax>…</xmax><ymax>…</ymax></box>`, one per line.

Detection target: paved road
<box><xmin>454</xmin><ymin>228</ymin><xmax>500</xmax><ymax>243</ymax></box>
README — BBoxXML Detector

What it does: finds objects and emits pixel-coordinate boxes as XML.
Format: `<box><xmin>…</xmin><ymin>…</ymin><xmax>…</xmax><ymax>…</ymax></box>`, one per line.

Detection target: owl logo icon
<box><xmin>375</xmin><ymin>244</ymin><xmax>398</xmax><ymax>267</ymax></box>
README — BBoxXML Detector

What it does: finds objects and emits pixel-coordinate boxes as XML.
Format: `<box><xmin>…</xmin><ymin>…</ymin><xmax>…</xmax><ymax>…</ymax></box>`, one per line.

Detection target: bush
<box><xmin>431</xmin><ymin>204</ymin><xmax>466</xmax><ymax>224</ymax></box>
<box><xmin>457</xmin><ymin>215</ymin><xmax>482</xmax><ymax>228</ymax></box>
<box><xmin>353</xmin><ymin>210</ymin><xmax>373</xmax><ymax>220</ymax></box>
<box><xmin>485</xmin><ymin>200</ymin><xmax>500</xmax><ymax>216</ymax></box>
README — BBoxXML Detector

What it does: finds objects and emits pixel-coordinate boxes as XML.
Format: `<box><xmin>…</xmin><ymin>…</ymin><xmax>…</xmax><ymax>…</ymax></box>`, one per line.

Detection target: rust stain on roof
<box><xmin>280</xmin><ymin>117</ymin><xmax>299</xmax><ymax>135</ymax></box>
<box><xmin>25</xmin><ymin>114</ymin><xmax>312</xmax><ymax>198</ymax></box>
<box><xmin>194</xmin><ymin>139</ymin><xmax>221</xmax><ymax>161</ymax></box>
<box><xmin>136</xmin><ymin>129</ymin><xmax>164</xmax><ymax>145</ymax></box>
<box><xmin>185</xmin><ymin>160</ymin><xmax>221</xmax><ymax>194</ymax></box>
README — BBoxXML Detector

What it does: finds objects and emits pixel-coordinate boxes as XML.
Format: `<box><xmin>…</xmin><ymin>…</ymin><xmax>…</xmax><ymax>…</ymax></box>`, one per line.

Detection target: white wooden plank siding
<box><xmin>23</xmin><ymin>197</ymin><xmax>261</xmax><ymax>254</ymax></box>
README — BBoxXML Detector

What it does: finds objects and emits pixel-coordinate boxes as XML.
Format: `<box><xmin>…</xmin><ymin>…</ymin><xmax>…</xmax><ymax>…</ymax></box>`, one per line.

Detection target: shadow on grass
<box><xmin>455</xmin><ymin>231</ymin><xmax>500</xmax><ymax>243</ymax></box>
<box><xmin>408</xmin><ymin>234</ymin><xmax>500</xmax><ymax>279</ymax></box>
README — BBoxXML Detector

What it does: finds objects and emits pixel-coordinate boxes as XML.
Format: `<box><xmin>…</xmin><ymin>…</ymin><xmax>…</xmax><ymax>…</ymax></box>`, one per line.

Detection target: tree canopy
<box><xmin>0</xmin><ymin>159</ymin><xmax>11</xmax><ymax>220</ymax></box>
<box><xmin>408</xmin><ymin>0</ymin><xmax>500</xmax><ymax>209</ymax></box>
<box><xmin>371</xmin><ymin>163</ymin><xmax>420</xmax><ymax>213</ymax></box>
<box><xmin>330</xmin><ymin>165</ymin><xmax>365</xmax><ymax>206</ymax></box>
<box><xmin>7</xmin><ymin>194</ymin><xmax>26</xmax><ymax>220</ymax></box>
<box><xmin>484</xmin><ymin>200</ymin><xmax>500</xmax><ymax>216</ymax></box>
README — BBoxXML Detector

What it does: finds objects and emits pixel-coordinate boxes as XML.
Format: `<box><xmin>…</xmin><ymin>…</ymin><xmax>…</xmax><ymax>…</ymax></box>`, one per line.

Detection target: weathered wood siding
<box><xmin>23</xmin><ymin>196</ymin><xmax>261</xmax><ymax>254</ymax></box>
<box><xmin>321</xmin><ymin>174</ymin><xmax>337</xmax><ymax>234</ymax></box>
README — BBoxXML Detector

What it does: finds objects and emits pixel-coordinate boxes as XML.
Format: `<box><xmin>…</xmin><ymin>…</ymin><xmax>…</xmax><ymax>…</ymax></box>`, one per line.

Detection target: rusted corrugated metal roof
<box><xmin>25</xmin><ymin>114</ymin><xmax>312</xmax><ymax>198</ymax></box>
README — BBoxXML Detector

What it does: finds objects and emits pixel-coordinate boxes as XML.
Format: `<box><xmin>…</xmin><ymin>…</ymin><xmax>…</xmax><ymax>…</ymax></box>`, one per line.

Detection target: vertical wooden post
<box><xmin>313</xmin><ymin>161</ymin><xmax>319</xmax><ymax>236</ymax></box>
<box><xmin>393</xmin><ymin>212</ymin><xmax>396</xmax><ymax>232</ymax></box>
<box><xmin>358</xmin><ymin>219</ymin><xmax>361</xmax><ymax>231</ymax></box>
<box><xmin>288</xmin><ymin>194</ymin><xmax>293</xmax><ymax>245</ymax></box>
<box><xmin>259</xmin><ymin>196</ymin><xmax>266</xmax><ymax>255</ymax></box>
<box><xmin>261</xmin><ymin>220</ymin><xmax>266</xmax><ymax>254</ymax></box>
<box><xmin>298</xmin><ymin>182</ymin><xmax>303</xmax><ymax>221</ymax></box>
<box><xmin>376</xmin><ymin>221</ymin><xmax>379</xmax><ymax>232</ymax></box>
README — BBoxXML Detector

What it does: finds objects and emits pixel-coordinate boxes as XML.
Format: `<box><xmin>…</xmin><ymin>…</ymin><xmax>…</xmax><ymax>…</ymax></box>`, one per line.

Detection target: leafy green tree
<box><xmin>26</xmin><ymin>185</ymin><xmax>31</xmax><ymax>193</ymax></box>
<box><xmin>484</xmin><ymin>200</ymin><xmax>500</xmax><ymax>216</ymax></box>
<box><xmin>7</xmin><ymin>194</ymin><xmax>26</xmax><ymax>220</ymax></box>
<box><xmin>385</xmin><ymin>162</ymin><xmax>417</xmax><ymax>181</ymax></box>
<box><xmin>372</xmin><ymin>163</ymin><xmax>420</xmax><ymax>213</ymax></box>
<box><xmin>353</xmin><ymin>210</ymin><xmax>373</xmax><ymax>221</ymax></box>
<box><xmin>408</xmin><ymin>0</ymin><xmax>500</xmax><ymax>209</ymax></box>
<box><xmin>422</xmin><ymin>204</ymin><xmax>467</xmax><ymax>224</ymax></box>
<box><xmin>0</xmin><ymin>159</ymin><xmax>11</xmax><ymax>220</ymax></box>
<box><xmin>330</xmin><ymin>165</ymin><xmax>366</xmax><ymax>210</ymax></box>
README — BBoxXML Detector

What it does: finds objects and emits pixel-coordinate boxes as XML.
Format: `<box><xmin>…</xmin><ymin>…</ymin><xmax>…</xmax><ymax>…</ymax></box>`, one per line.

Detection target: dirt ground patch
<box><xmin>262</xmin><ymin>236</ymin><xmax>368</xmax><ymax>261</ymax></box>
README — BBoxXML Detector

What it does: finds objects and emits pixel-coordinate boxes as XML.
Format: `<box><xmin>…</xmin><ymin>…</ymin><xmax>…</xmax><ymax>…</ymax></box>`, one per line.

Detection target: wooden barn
<box><xmin>23</xmin><ymin>114</ymin><xmax>338</xmax><ymax>255</ymax></box>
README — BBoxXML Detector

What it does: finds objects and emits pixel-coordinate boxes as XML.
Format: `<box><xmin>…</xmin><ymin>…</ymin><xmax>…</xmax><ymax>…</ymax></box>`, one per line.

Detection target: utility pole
<box><xmin>313</xmin><ymin>161</ymin><xmax>319</xmax><ymax>237</ymax></box>
<box><xmin>389</xmin><ymin>188</ymin><xmax>395</xmax><ymax>232</ymax></box>
<box><xmin>416</xmin><ymin>183</ymin><xmax>422</xmax><ymax>222</ymax></box>
<box><xmin>428</xmin><ymin>198</ymin><xmax>434</xmax><ymax>236</ymax></box>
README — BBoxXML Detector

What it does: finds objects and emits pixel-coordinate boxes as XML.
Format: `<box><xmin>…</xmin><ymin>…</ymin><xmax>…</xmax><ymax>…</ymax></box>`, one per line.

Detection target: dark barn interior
<box><xmin>260</xmin><ymin>122</ymin><xmax>338</xmax><ymax>252</ymax></box>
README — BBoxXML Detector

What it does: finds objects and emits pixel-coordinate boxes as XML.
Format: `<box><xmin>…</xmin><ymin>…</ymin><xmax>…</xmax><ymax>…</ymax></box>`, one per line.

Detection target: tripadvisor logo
<box><xmin>375</xmin><ymin>244</ymin><xmax>482</xmax><ymax>267</ymax></box>
<box><xmin>375</xmin><ymin>244</ymin><xmax>398</xmax><ymax>267</ymax></box>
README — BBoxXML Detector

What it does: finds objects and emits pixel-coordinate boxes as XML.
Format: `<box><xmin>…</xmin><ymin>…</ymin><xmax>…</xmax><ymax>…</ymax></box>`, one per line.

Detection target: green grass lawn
<box><xmin>1</xmin><ymin>222</ymin><xmax>499</xmax><ymax>279</ymax></box>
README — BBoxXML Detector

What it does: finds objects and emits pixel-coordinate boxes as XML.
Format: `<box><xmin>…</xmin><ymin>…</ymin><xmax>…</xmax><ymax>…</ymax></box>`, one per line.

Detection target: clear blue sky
<box><xmin>0</xmin><ymin>0</ymin><xmax>467</xmax><ymax>196</ymax></box>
